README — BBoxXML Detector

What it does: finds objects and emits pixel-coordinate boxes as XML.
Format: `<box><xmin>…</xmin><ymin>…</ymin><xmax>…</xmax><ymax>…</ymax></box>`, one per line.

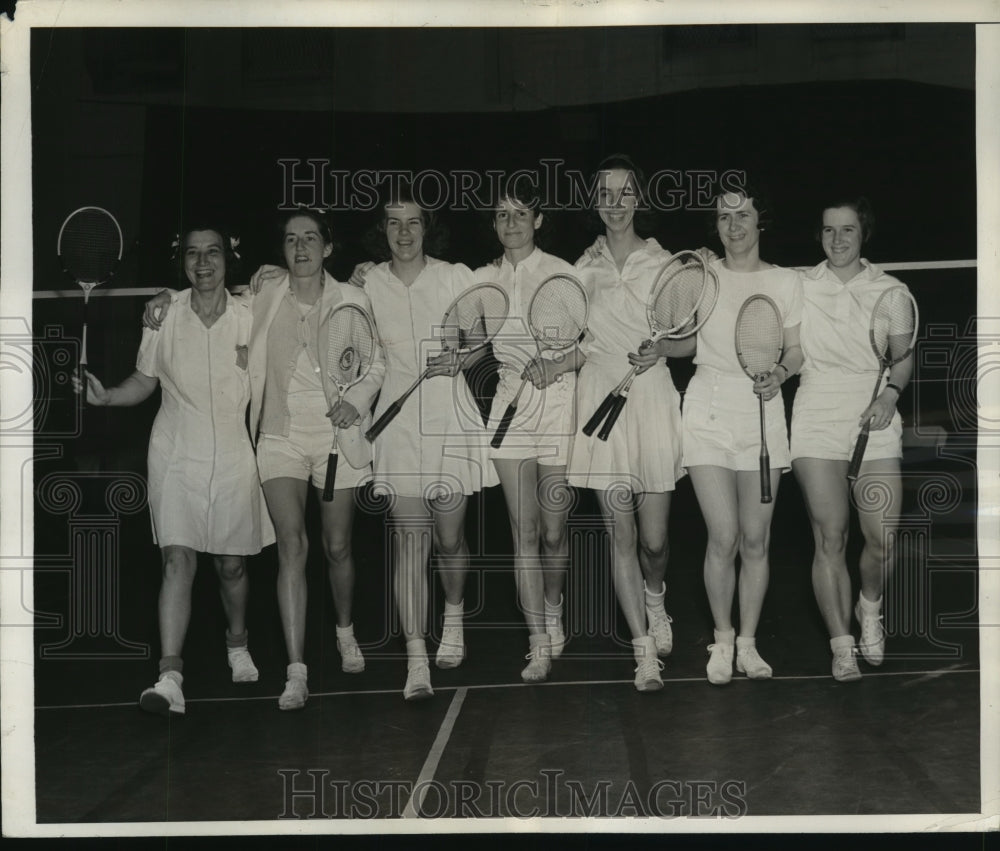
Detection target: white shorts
<box><xmin>682</xmin><ymin>368</ymin><xmax>791</xmax><ymax>472</ymax></box>
<box><xmin>791</xmin><ymin>377</ymin><xmax>902</xmax><ymax>463</ymax></box>
<box><xmin>257</xmin><ymin>424</ymin><xmax>371</xmax><ymax>490</ymax></box>
<box><xmin>486</xmin><ymin>368</ymin><xmax>576</xmax><ymax>467</ymax></box>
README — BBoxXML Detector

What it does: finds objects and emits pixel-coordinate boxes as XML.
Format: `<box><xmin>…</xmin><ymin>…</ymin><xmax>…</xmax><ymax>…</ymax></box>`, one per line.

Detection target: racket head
<box><xmin>439</xmin><ymin>282</ymin><xmax>510</xmax><ymax>353</ymax></box>
<box><xmin>868</xmin><ymin>285</ymin><xmax>919</xmax><ymax>368</ymax></box>
<box><xmin>647</xmin><ymin>251</ymin><xmax>718</xmax><ymax>340</ymax></box>
<box><xmin>57</xmin><ymin>206</ymin><xmax>124</xmax><ymax>287</ymax></box>
<box><xmin>735</xmin><ymin>294</ymin><xmax>783</xmax><ymax>380</ymax></box>
<box><xmin>526</xmin><ymin>273</ymin><xmax>589</xmax><ymax>352</ymax></box>
<box><xmin>325</xmin><ymin>302</ymin><xmax>377</xmax><ymax>393</ymax></box>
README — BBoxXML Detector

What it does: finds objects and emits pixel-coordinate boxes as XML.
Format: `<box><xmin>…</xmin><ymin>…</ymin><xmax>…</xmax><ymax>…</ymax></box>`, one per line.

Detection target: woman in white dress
<box><xmin>76</xmin><ymin>224</ymin><xmax>274</xmax><ymax>716</ymax></box>
<box><xmin>682</xmin><ymin>185</ymin><xmax>803</xmax><ymax>685</ymax></box>
<box><xmin>358</xmin><ymin>184</ymin><xmax>495</xmax><ymax>700</ymax></box>
<box><xmin>146</xmin><ymin>210</ymin><xmax>385</xmax><ymax>711</ymax></box>
<box><xmin>476</xmin><ymin>182</ymin><xmax>582</xmax><ymax>683</ymax></box>
<box><xmin>792</xmin><ymin>198</ymin><xmax>912</xmax><ymax>681</ymax></box>
<box><xmin>567</xmin><ymin>154</ymin><xmax>687</xmax><ymax>692</ymax></box>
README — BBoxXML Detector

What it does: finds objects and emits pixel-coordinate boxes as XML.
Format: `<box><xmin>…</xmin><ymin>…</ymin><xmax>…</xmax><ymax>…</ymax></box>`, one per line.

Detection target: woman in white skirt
<box><xmin>476</xmin><ymin>180</ymin><xmax>583</xmax><ymax>683</ymax></box>
<box><xmin>358</xmin><ymin>184</ymin><xmax>496</xmax><ymax>700</ymax></box>
<box><xmin>792</xmin><ymin>198</ymin><xmax>912</xmax><ymax>681</ymax></box>
<box><xmin>146</xmin><ymin>210</ymin><xmax>385</xmax><ymax>711</ymax></box>
<box><xmin>682</xmin><ymin>185</ymin><xmax>803</xmax><ymax>685</ymax></box>
<box><xmin>78</xmin><ymin>223</ymin><xmax>274</xmax><ymax>715</ymax></box>
<box><xmin>567</xmin><ymin>154</ymin><xmax>687</xmax><ymax>692</ymax></box>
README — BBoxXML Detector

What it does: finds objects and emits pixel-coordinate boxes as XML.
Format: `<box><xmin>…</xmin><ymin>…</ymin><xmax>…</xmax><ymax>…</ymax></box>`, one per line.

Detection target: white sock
<box><xmin>443</xmin><ymin>600</ymin><xmax>464</xmax><ymax>628</ymax></box>
<box><xmin>859</xmin><ymin>592</ymin><xmax>882</xmax><ymax>612</ymax></box>
<box><xmin>406</xmin><ymin>639</ymin><xmax>428</xmax><ymax>666</ymax></box>
<box><xmin>336</xmin><ymin>624</ymin><xmax>356</xmax><ymax>641</ymax></box>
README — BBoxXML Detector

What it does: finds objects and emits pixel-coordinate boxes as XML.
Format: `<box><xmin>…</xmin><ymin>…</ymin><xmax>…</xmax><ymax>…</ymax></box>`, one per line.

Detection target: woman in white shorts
<box><xmin>792</xmin><ymin>197</ymin><xmax>912</xmax><ymax>682</ymax></box>
<box><xmin>81</xmin><ymin>223</ymin><xmax>274</xmax><ymax>716</ymax></box>
<box><xmin>566</xmin><ymin>154</ymin><xmax>687</xmax><ymax>693</ymax></box>
<box><xmin>682</xmin><ymin>185</ymin><xmax>803</xmax><ymax>685</ymax></box>
<box><xmin>355</xmin><ymin>184</ymin><xmax>496</xmax><ymax>701</ymax></box>
<box><xmin>148</xmin><ymin>210</ymin><xmax>385</xmax><ymax>711</ymax></box>
<box><xmin>476</xmin><ymin>180</ymin><xmax>583</xmax><ymax>683</ymax></box>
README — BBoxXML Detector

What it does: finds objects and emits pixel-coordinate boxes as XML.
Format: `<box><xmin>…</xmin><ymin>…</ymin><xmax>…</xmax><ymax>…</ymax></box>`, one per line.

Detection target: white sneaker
<box><xmin>735</xmin><ymin>644</ymin><xmax>773</xmax><ymax>680</ymax></box>
<box><xmin>435</xmin><ymin>625</ymin><xmax>465</xmax><ymax>669</ymax></box>
<box><xmin>279</xmin><ymin>663</ymin><xmax>308</xmax><ymax>711</ymax></box>
<box><xmin>139</xmin><ymin>672</ymin><xmax>185</xmax><ymax>716</ymax></box>
<box><xmin>645</xmin><ymin>605</ymin><xmax>674</xmax><ymax>657</ymax></box>
<box><xmin>337</xmin><ymin>636</ymin><xmax>366</xmax><ymax>674</ymax></box>
<box><xmin>854</xmin><ymin>599</ymin><xmax>885</xmax><ymax>666</ymax></box>
<box><xmin>227</xmin><ymin>646</ymin><xmax>259</xmax><ymax>683</ymax></box>
<box><xmin>633</xmin><ymin>636</ymin><xmax>664</xmax><ymax>692</ymax></box>
<box><xmin>404</xmin><ymin>662</ymin><xmax>434</xmax><ymax>701</ymax></box>
<box><xmin>520</xmin><ymin>641</ymin><xmax>552</xmax><ymax>683</ymax></box>
<box><xmin>832</xmin><ymin>644</ymin><xmax>861</xmax><ymax>682</ymax></box>
<box><xmin>706</xmin><ymin>641</ymin><xmax>734</xmax><ymax>685</ymax></box>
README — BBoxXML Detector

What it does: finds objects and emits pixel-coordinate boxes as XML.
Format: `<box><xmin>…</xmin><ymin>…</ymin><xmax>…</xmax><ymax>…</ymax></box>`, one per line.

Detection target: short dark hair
<box><xmin>363</xmin><ymin>179</ymin><xmax>449</xmax><ymax>262</ymax></box>
<box><xmin>484</xmin><ymin>172</ymin><xmax>554</xmax><ymax>251</ymax></box>
<box><xmin>585</xmin><ymin>153</ymin><xmax>659</xmax><ymax>237</ymax></box>
<box><xmin>174</xmin><ymin>222</ymin><xmax>240</xmax><ymax>285</ymax></box>
<box><xmin>276</xmin><ymin>207</ymin><xmax>340</xmax><ymax>271</ymax></box>
<box><xmin>705</xmin><ymin>175</ymin><xmax>774</xmax><ymax>237</ymax></box>
<box><xmin>815</xmin><ymin>196</ymin><xmax>875</xmax><ymax>243</ymax></box>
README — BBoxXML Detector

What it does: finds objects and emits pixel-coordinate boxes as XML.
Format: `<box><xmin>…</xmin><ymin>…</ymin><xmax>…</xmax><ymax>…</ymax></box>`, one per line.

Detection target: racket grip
<box><xmin>583</xmin><ymin>392</ymin><xmax>617</xmax><ymax>437</ymax></box>
<box><xmin>365</xmin><ymin>401</ymin><xmax>402</xmax><ymax>441</ymax></box>
<box><xmin>759</xmin><ymin>450</ymin><xmax>772</xmax><ymax>504</ymax></box>
<box><xmin>322</xmin><ymin>453</ymin><xmax>338</xmax><ymax>501</ymax></box>
<box><xmin>491</xmin><ymin>403</ymin><xmax>517</xmax><ymax>449</ymax></box>
<box><xmin>847</xmin><ymin>427</ymin><xmax>871</xmax><ymax>482</ymax></box>
<box><xmin>597</xmin><ymin>394</ymin><xmax>628</xmax><ymax>441</ymax></box>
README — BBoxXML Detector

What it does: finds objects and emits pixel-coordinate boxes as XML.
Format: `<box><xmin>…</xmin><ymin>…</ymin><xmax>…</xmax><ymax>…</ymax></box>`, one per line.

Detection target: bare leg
<box><xmin>263</xmin><ymin>477</ymin><xmax>310</xmax><ymax>664</ymax></box>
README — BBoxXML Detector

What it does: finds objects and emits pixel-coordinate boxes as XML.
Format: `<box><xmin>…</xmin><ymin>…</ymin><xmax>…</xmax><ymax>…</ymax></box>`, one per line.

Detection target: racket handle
<box><xmin>366</xmin><ymin>400</ymin><xmax>403</xmax><ymax>441</ymax></box>
<box><xmin>322</xmin><ymin>452</ymin><xmax>338</xmax><ymax>501</ymax></box>
<box><xmin>597</xmin><ymin>394</ymin><xmax>628</xmax><ymax>442</ymax></box>
<box><xmin>759</xmin><ymin>450</ymin><xmax>772</xmax><ymax>504</ymax></box>
<box><xmin>847</xmin><ymin>426</ymin><xmax>871</xmax><ymax>482</ymax></box>
<box><xmin>583</xmin><ymin>391</ymin><xmax>617</xmax><ymax>437</ymax></box>
<box><xmin>491</xmin><ymin>402</ymin><xmax>518</xmax><ymax>449</ymax></box>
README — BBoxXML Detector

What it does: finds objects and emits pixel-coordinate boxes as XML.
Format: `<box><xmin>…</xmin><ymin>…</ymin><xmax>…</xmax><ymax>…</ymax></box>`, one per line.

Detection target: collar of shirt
<box><xmin>499</xmin><ymin>246</ymin><xmax>543</xmax><ymax>277</ymax></box>
<box><xmin>597</xmin><ymin>236</ymin><xmax>663</xmax><ymax>270</ymax></box>
<box><xmin>807</xmin><ymin>257</ymin><xmax>883</xmax><ymax>288</ymax></box>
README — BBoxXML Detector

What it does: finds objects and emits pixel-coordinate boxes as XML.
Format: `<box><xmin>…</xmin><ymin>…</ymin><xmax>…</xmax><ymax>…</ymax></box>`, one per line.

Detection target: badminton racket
<box><xmin>57</xmin><ymin>207</ymin><xmax>123</xmax><ymax>390</ymax></box>
<box><xmin>583</xmin><ymin>250</ymin><xmax>718</xmax><ymax>441</ymax></box>
<box><xmin>365</xmin><ymin>282</ymin><xmax>510</xmax><ymax>441</ymax></box>
<box><xmin>322</xmin><ymin>302</ymin><xmax>377</xmax><ymax>500</ymax></box>
<box><xmin>846</xmin><ymin>285</ymin><xmax>919</xmax><ymax>482</ymax></box>
<box><xmin>491</xmin><ymin>273</ymin><xmax>589</xmax><ymax>448</ymax></box>
<box><xmin>734</xmin><ymin>294</ymin><xmax>784</xmax><ymax>504</ymax></box>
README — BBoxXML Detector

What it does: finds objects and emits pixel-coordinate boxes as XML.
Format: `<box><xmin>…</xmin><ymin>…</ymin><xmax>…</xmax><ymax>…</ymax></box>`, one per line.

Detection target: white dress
<box><xmin>566</xmin><ymin>238</ymin><xmax>684</xmax><ymax>494</ymax></box>
<box><xmin>137</xmin><ymin>289</ymin><xmax>274</xmax><ymax>554</ymax></box>
<box><xmin>474</xmin><ymin>248</ymin><xmax>582</xmax><ymax>466</ymax></box>
<box><xmin>365</xmin><ymin>257</ymin><xmax>497</xmax><ymax>499</ymax></box>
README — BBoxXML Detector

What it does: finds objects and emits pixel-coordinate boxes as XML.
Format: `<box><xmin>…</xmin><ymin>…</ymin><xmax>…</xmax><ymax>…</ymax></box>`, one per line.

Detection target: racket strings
<box><xmin>650</xmin><ymin>264</ymin><xmax>706</xmax><ymax>334</ymax></box>
<box><xmin>326</xmin><ymin>308</ymin><xmax>375</xmax><ymax>386</ymax></box>
<box><xmin>736</xmin><ymin>298</ymin><xmax>783</xmax><ymax>377</ymax></box>
<box><xmin>59</xmin><ymin>211</ymin><xmax>122</xmax><ymax>281</ymax></box>
<box><xmin>528</xmin><ymin>277</ymin><xmax>588</xmax><ymax>350</ymax></box>
<box><xmin>871</xmin><ymin>290</ymin><xmax>918</xmax><ymax>363</ymax></box>
<box><xmin>444</xmin><ymin>286</ymin><xmax>509</xmax><ymax>350</ymax></box>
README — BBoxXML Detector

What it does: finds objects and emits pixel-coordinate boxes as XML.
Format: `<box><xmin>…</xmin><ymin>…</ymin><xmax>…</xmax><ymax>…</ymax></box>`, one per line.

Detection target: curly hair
<box><xmin>362</xmin><ymin>179</ymin><xmax>450</xmax><ymax>262</ymax></box>
<box><xmin>276</xmin><ymin>207</ymin><xmax>341</xmax><ymax>270</ymax></box>
<box><xmin>705</xmin><ymin>174</ymin><xmax>774</xmax><ymax>238</ymax></box>
<box><xmin>174</xmin><ymin>222</ymin><xmax>241</xmax><ymax>285</ymax></box>
<box><xmin>815</xmin><ymin>196</ymin><xmax>875</xmax><ymax>244</ymax></box>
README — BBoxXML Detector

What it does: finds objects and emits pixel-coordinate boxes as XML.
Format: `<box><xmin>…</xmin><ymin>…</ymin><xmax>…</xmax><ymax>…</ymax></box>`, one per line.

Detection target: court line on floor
<box><xmin>400</xmin><ymin>687</ymin><xmax>468</xmax><ymax>819</ymax></box>
<box><xmin>34</xmin><ymin>665</ymin><xmax>980</xmax><ymax>711</ymax></box>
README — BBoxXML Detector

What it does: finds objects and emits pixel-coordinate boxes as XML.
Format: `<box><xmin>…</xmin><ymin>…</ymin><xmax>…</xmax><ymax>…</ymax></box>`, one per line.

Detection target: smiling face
<box><xmin>384</xmin><ymin>201</ymin><xmax>425</xmax><ymax>263</ymax></box>
<box><xmin>183</xmin><ymin>230</ymin><xmax>227</xmax><ymax>291</ymax></box>
<box><xmin>494</xmin><ymin>197</ymin><xmax>541</xmax><ymax>253</ymax></box>
<box><xmin>820</xmin><ymin>206</ymin><xmax>864</xmax><ymax>278</ymax></box>
<box><xmin>595</xmin><ymin>168</ymin><xmax>639</xmax><ymax>236</ymax></box>
<box><xmin>716</xmin><ymin>192</ymin><xmax>762</xmax><ymax>259</ymax></box>
<box><xmin>283</xmin><ymin>214</ymin><xmax>332</xmax><ymax>278</ymax></box>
